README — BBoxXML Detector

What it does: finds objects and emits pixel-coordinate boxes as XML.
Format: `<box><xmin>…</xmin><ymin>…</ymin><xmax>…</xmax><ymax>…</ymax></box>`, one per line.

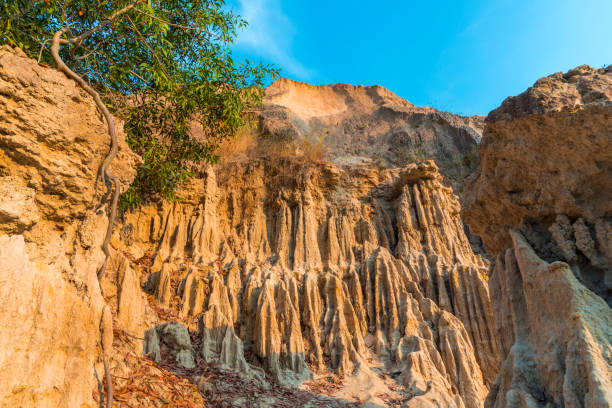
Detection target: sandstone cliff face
<box><xmin>119</xmin><ymin>158</ymin><xmax>501</xmax><ymax>407</ymax></box>
<box><xmin>0</xmin><ymin>45</ymin><xmax>506</xmax><ymax>408</ymax></box>
<box><xmin>258</xmin><ymin>79</ymin><xmax>484</xmax><ymax>189</ymax></box>
<box><xmin>0</xmin><ymin>45</ymin><xmax>505</xmax><ymax>408</ymax></box>
<box><xmin>0</xmin><ymin>45</ymin><xmax>503</xmax><ymax>407</ymax></box>
<box><xmin>12</xmin><ymin>43</ymin><xmax>610</xmax><ymax>408</ymax></box>
<box><xmin>464</xmin><ymin>65</ymin><xmax>612</xmax><ymax>407</ymax></box>
<box><xmin>0</xmin><ymin>46</ymin><xmax>139</xmax><ymax>407</ymax></box>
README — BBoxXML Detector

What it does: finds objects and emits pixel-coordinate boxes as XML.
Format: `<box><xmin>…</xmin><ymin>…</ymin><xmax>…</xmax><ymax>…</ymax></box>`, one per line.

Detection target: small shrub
<box><xmin>395</xmin><ymin>143</ymin><xmax>427</xmax><ymax>165</ymax></box>
<box><xmin>215</xmin><ymin>129</ymin><xmax>328</xmax><ymax>164</ymax></box>
<box><xmin>370</xmin><ymin>152</ymin><xmax>387</xmax><ymax>169</ymax></box>
<box><xmin>301</xmin><ymin>132</ymin><xmax>328</xmax><ymax>162</ymax></box>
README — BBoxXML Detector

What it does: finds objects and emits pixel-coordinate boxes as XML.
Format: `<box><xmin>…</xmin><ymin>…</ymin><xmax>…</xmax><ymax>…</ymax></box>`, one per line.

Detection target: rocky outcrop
<box><xmin>486</xmin><ymin>231</ymin><xmax>612</xmax><ymax>407</ymax></box>
<box><xmin>0</xmin><ymin>46</ymin><xmax>139</xmax><ymax>407</ymax></box>
<box><xmin>464</xmin><ymin>64</ymin><xmax>612</xmax><ymax>407</ymax></box>
<box><xmin>257</xmin><ymin>79</ymin><xmax>484</xmax><ymax>190</ymax></box>
<box><xmin>13</xmin><ymin>42</ymin><xmax>608</xmax><ymax>408</ymax></box>
<box><xmin>121</xmin><ymin>159</ymin><xmax>501</xmax><ymax>406</ymax></box>
<box><xmin>0</xmin><ymin>234</ymin><xmax>104</xmax><ymax>408</ymax></box>
<box><xmin>464</xmin><ymin>65</ymin><xmax>612</xmax><ymax>258</ymax></box>
<box><xmin>144</xmin><ymin>322</ymin><xmax>197</xmax><ymax>369</ymax></box>
<box><xmin>0</xmin><ymin>46</ymin><xmax>139</xmax><ymax>237</ymax></box>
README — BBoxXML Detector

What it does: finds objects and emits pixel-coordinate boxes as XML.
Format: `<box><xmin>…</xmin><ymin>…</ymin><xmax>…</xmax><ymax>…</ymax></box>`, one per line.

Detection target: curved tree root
<box><xmin>51</xmin><ymin>28</ymin><xmax>119</xmax><ymax>281</ymax></box>
<box><xmin>48</xmin><ymin>5</ymin><xmax>147</xmax><ymax>407</ymax></box>
<box><xmin>97</xmin><ymin>174</ymin><xmax>121</xmax><ymax>280</ymax></box>
<box><xmin>50</xmin><ymin>24</ymin><xmax>124</xmax><ymax>408</ymax></box>
<box><xmin>100</xmin><ymin>306</ymin><xmax>114</xmax><ymax>408</ymax></box>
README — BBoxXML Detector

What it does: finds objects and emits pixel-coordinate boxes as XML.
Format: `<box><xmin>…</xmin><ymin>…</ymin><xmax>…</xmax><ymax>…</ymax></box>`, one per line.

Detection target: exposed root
<box><xmin>100</xmin><ymin>306</ymin><xmax>114</xmax><ymax>408</ymax></box>
<box><xmin>102</xmin><ymin>358</ymin><xmax>113</xmax><ymax>408</ymax></box>
<box><xmin>50</xmin><ymin>15</ymin><xmax>132</xmax><ymax>403</ymax></box>
<box><xmin>93</xmin><ymin>365</ymin><xmax>105</xmax><ymax>408</ymax></box>
<box><xmin>97</xmin><ymin>174</ymin><xmax>121</xmax><ymax>280</ymax></box>
<box><xmin>50</xmin><ymin>28</ymin><xmax>120</xmax><ymax>281</ymax></box>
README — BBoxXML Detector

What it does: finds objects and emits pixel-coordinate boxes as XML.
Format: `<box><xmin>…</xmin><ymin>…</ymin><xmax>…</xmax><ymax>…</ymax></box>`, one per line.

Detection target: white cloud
<box><xmin>232</xmin><ymin>0</ymin><xmax>314</xmax><ymax>80</ymax></box>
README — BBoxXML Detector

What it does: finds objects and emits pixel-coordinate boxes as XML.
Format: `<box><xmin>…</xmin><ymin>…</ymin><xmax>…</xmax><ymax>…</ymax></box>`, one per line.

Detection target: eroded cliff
<box><xmin>464</xmin><ymin>64</ymin><xmax>612</xmax><ymax>407</ymax></box>
<box><xmin>5</xmin><ymin>41</ymin><xmax>610</xmax><ymax>408</ymax></box>
<box><xmin>257</xmin><ymin>79</ymin><xmax>484</xmax><ymax>191</ymax></box>
<box><xmin>0</xmin><ymin>45</ymin><xmax>502</xmax><ymax>408</ymax></box>
<box><xmin>112</xmin><ymin>157</ymin><xmax>502</xmax><ymax>407</ymax></box>
<box><xmin>0</xmin><ymin>45</ymin><xmax>139</xmax><ymax>407</ymax></box>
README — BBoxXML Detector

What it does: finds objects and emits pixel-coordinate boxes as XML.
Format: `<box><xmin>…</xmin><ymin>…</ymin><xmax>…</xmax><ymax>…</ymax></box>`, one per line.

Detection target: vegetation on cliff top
<box><xmin>1</xmin><ymin>0</ymin><xmax>278</xmax><ymax>208</ymax></box>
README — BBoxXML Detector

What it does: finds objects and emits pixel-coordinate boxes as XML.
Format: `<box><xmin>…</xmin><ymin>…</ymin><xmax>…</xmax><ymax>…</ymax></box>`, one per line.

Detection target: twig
<box><xmin>67</xmin><ymin>0</ymin><xmax>145</xmax><ymax>47</ymax></box>
<box><xmin>94</xmin><ymin>364</ymin><xmax>105</xmax><ymax>408</ymax></box>
<box><xmin>74</xmin><ymin>51</ymin><xmax>96</xmax><ymax>61</ymax></box>
<box><xmin>38</xmin><ymin>38</ymin><xmax>51</xmax><ymax>62</ymax></box>
<box><xmin>129</xmin><ymin>69</ymin><xmax>149</xmax><ymax>84</ymax></box>
<box><xmin>123</xmin><ymin>329</ymin><xmax>146</xmax><ymax>341</ymax></box>
<box><xmin>133</xmin><ymin>8</ymin><xmax>222</xmax><ymax>40</ymax></box>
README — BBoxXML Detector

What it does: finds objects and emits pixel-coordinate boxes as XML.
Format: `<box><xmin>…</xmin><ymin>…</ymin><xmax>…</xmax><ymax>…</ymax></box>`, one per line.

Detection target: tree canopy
<box><xmin>1</xmin><ymin>0</ymin><xmax>278</xmax><ymax>207</ymax></box>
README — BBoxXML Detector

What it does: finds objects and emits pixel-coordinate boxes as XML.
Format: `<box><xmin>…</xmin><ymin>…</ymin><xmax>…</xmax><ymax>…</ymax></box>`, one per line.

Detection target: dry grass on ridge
<box><xmin>216</xmin><ymin>128</ymin><xmax>328</xmax><ymax>165</ymax></box>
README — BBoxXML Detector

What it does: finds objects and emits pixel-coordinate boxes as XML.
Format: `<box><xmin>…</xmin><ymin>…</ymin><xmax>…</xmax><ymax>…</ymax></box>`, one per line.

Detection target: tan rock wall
<box><xmin>0</xmin><ymin>44</ymin><xmax>515</xmax><ymax>407</ymax></box>
<box><xmin>464</xmin><ymin>64</ymin><xmax>612</xmax><ymax>407</ymax></box>
<box><xmin>0</xmin><ymin>46</ymin><xmax>138</xmax><ymax>408</ymax></box>
<box><xmin>122</xmin><ymin>159</ymin><xmax>501</xmax><ymax>407</ymax></box>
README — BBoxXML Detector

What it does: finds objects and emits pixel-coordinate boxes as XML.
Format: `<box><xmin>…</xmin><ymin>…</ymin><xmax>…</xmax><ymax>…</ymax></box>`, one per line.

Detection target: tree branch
<box><xmin>133</xmin><ymin>8</ymin><xmax>223</xmax><ymax>41</ymax></box>
<box><xmin>68</xmin><ymin>0</ymin><xmax>146</xmax><ymax>46</ymax></box>
<box><xmin>126</xmin><ymin>15</ymin><xmax>173</xmax><ymax>86</ymax></box>
<box><xmin>37</xmin><ymin>38</ymin><xmax>51</xmax><ymax>62</ymax></box>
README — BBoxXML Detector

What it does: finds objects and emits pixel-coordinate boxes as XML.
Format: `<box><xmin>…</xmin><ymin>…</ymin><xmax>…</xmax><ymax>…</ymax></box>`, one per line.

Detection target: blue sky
<box><xmin>227</xmin><ymin>0</ymin><xmax>612</xmax><ymax>116</ymax></box>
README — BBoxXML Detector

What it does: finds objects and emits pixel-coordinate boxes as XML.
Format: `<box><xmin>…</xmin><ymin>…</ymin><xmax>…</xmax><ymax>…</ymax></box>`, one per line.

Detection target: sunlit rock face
<box><xmin>0</xmin><ymin>44</ymin><xmax>499</xmax><ymax>407</ymax></box>
<box><xmin>11</xmin><ymin>41</ymin><xmax>610</xmax><ymax>408</ymax></box>
<box><xmin>0</xmin><ymin>46</ymin><xmax>139</xmax><ymax>408</ymax></box>
<box><xmin>121</xmin><ymin>159</ymin><xmax>501</xmax><ymax>407</ymax></box>
<box><xmin>257</xmin><ymin>78</ymin><xmax>485</xmax><ymax>191</ymax></box>
<box><xmin>464</xmin><ymin>64</ymin><xmax>612</xmax><ymax>407</ymax></box>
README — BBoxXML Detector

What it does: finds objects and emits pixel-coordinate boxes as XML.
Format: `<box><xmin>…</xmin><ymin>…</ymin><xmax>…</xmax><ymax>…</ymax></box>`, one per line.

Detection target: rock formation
<box><xmin>257</xmin><ymin>79</ymin><xmax>484</xmax><ymax>190</ymax></box>
<box><xmin>464</xmin><ymin>64</ymin><xmax>612</xmax><ymax>407</ymax></box>
<box><xmin>8</xmin><ymin>42</ymin><xmax>609</xmax><ymax>408</ymax></box>
<box><xmin>121</xmin><ymin>157</ymin><xmax>501</xmax><ymax>406</ymax></box>
<box><xmin>0</xmin><ymin>45</ymin><xmax>502</xmax><ymax>407</ymax></box>
<box><xmin>0</xmin><ymin>45</ymin><xmax>139</xmax><ymax>407</ymax></box>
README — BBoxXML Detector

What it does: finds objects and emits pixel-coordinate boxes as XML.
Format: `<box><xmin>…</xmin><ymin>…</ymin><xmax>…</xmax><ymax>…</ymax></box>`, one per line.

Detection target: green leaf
<box><xmin>1</xmin><ymin>0</ymin><xmax>277</xmax><ymax>209</ymax></box>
